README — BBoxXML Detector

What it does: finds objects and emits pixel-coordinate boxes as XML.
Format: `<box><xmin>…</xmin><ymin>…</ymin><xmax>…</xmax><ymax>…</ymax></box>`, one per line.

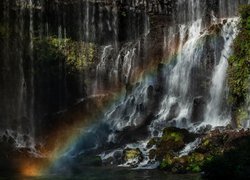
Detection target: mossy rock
<box><xmin>160</xmin><ymin>152</ymin><xmax>207</xmax><ymax>173</ymax></box>
<box><xmin>202</xmin><ymin>139</ymin><xmax>210</xmax><ymax>146</ymax></box>
<box><xmin>122</xmin><ymin>148</ymin><xmax>143</xmax><ymax>167</ymax></box>
<box><xmin>162</xmin><ymin>127</ymin><xmax>197</xmax><ymax>143</ymax></box>
<box><xmin>149</xmin><ymin>149</ymin><xmax>156</xmax><ymax>160</ymax></box>
<box><xmin>188</xmin><ymin>153</ymin><xmax>205</xmax><ymax>163</ymax></box>
<box><xmin>146</xmin><ymin>137</ymin><xmax>159</xmax><ymax>149</ymax></box>
<box><xmin>162</xmin><ymin>130</ymin><xmax>183</xmax><ymax>142</ymax></box>
<box><xmin>157</xmin><ymin>128</ymin><xmax>250</xmax><ymax>174</ymax></box>
<box><xmin>160</xmin><ymin>154</ymin><xmax>174</xmax><ymax>169</ymax></box>
<box><xmin>153</xmin><ymin>127</ymin><xmax>197</xmax><ymax>160</ymax></box>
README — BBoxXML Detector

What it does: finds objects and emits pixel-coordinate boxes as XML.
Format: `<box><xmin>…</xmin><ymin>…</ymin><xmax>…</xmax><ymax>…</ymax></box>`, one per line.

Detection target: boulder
<box><xmin>148</xmin><ymin>127</ymin><xmax>197</xmax><ymax>160</ymax></box>
<box><xmin>191</xmin><ymin>97</ymin><xmax>206</xmax><ymax>123</ymax></box>
<box><xmin>122</xmin><ymin>148</ymin><xmax>143</xmax><ymax>167</ymax></box>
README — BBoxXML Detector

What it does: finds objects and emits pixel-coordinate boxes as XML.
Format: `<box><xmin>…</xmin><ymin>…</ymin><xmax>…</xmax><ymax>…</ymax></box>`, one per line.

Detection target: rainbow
<box><xmin>19</xmin><ymin>29</ymin><xmax>219</xmax><ymax>178</ymax></box>
<box><xmin>19</xmin><ymin>55</ymin><xmax>172</xmax><ymax>177</ymax></box>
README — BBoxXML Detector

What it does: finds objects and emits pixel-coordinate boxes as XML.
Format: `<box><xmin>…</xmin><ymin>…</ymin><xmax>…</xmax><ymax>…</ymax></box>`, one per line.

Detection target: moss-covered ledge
<box><xmin>149</xmin><ymin>127</ymin><xmax>250</xmax><ymax>177</ymax></box>
<box><xmin>228</xmin><ymin>5</ymin><xmax>250</xmax><ymax>126</ymax></box>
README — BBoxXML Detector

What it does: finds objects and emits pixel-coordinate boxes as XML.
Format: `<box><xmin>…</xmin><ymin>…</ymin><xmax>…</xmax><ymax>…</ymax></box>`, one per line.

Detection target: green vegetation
<box><xmin>162</xmin><ymin>128</ymin><xmax>184</xmax><ymax>142</ymax></box>
<box><xmin>122</xmin><ymin>148</ymin><xmax>143</xmax><ymax>167</ymax></box>
<box><xmin>159</xmin><ymin>151</ymin><xmax>213</xmax><ymax>173</ymax></box>
<box><xmin>153</xmin><ymin>127</ymin><xmax>191</xmax><ymax>161</ymax></box>
<box><xmin>123</xmin><ymin>148</ymin><xmax>142</xmax><ymax>161</ymax></box>
<box><xmin>34</xmin><ymin>37</ymin><xmax>96</xmax><ymax>72</ymax></box>
<box><xmin>160</xmin><ymin>154</ymin><xmax>173</xmax><ymax>169</ymax></box>
<box><xmin>158</xmin><ymin>134</ymin><xmax>219</xmax><ymax>174</ymax></box>
<box><xmin>228</xmin><ymin>5</ymin><xmax>250</xmax><ymax>126</ymax></box>
<box><xmin>155</xmin><ymin>128</ymin><xmax>250</xmax><ymax>175</ymax></box>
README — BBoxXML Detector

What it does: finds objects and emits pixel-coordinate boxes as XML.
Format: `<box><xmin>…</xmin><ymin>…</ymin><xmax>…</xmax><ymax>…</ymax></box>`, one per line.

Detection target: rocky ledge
<box><xmin>119</xmin><ymin>126</ymin><xmax>250</xmax><ymax>179</ymax></box>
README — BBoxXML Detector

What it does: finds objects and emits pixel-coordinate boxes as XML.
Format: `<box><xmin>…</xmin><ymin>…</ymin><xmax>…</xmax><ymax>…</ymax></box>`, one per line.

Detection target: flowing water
<box><xmin>0</xmin><ymin>0</ymin><xmax>250</xmax><ymax>177</ymax></box>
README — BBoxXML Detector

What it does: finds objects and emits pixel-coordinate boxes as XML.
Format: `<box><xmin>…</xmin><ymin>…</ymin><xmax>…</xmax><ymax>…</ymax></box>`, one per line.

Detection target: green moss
<box><xmin>34</xmin><ymin>37</ymin><xmax>96</xmax><ymax>72</ymax></box>
<box><xmin>162</xmin><ymin>132</ymin><xmax>183</xmax><ymax>142</ymax></box>
<box><xmin>202</xmin><ymin>139</ymin><xmax>210</xmax><ymax>146</ymax></box>
<box><xmin>185</xmin><ymin>153</ymin><xmax>205</xmax><ymax>173</ymax></box>
<box><xmin>160</xmin><ymin>154</ymin><xmax>173</xmax><ymax>169</ymax></box>
<box><xmin>124</xmin><ymin>148</ymin><xmax>142</xmax><ymax>161</ymax></box>
<box><xmin>160</xmin><ymin>152</ymin><xmax>210</xmax><ymax>173</ymax></box>
<box><xmin>162</xmin><ymin>128</ymin><xmax>184</xmax><ymax>143</ymax></box>
<box><xmin>188</xmin><ymin>164</ymin><xmax>201</xmax><ymax>173</ymax></box>
<box><xmin>190</xmin><ymin>153</ymin><xmax>204</xmax><ymax>162</ymax></box>
<box><xmin>236</xmin><ymin>107</ymin><xmax>249</xmax><ymax>123</ymax></box>
<box><xmin>228</xmin><ymin>5</ymin><xmax>250</xmax><ymax>126</ymax></box>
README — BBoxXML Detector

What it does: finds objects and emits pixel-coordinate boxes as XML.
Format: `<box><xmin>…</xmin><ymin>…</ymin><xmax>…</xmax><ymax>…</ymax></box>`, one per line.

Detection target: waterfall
<box><xmin>94</xmin><ymin>0</ymin><xmax>249</xmax><ymax>168</ymax></box>
<box><xmin>153</xmin><ymin>19</ymin><xmax>204</xmax><ymax>131</ymax></box>
<box><xmin>203</xmin><ymin>18</ymin><xmax>239</xmax><ymax>127</ymax></box>
<box><xmin>0</xmin><ymin>0</ymin><xmax>250</xmax><ymax>171</ymax></box>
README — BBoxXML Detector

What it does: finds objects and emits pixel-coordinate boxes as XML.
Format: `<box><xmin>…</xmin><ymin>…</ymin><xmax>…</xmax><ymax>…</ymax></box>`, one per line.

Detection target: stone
<box><xmin>191</xmin><ymin>96</ymin><xmax>206</xmax><ymax>123</ymax></box>
<box><xmin>122</xmin><ymin>148</ymin><xmax>143</xmax><ymax>167</ymax></box>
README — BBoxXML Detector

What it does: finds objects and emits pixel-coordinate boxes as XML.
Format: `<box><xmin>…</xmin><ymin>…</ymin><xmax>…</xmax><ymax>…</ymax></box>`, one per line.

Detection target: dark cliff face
<box><xmin>1</xmin><ymin>0</ymin><xmax>250</xmax><ymax>176</ymax></box>
<box><xmin>0</xmin><ymin>0</ymin><xmax>249</xmax><ymax>153</ymax></box>
<box><xmin>0</xmin><ymin>0</ymin><xmax>149</xmax><ymax>141</ymax></box>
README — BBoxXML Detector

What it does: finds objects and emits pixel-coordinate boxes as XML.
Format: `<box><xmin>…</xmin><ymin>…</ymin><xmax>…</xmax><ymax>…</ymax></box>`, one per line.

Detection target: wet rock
<box><xmin>149</xmin><ymin>149</ymin><xmax>157</xmax><ymax>160</ymax></box>
<box><xmin>122</xmin><ymin>148</ymin><xmax>143</xmax><ymax>167</ymax></box>
<box><xmin>147</xmin><ymin>85</ymin><xmax>154</xmax><ymax>99</ymax></box>
<box><xmin>149</xmin><ymin>127</ymin><xmax>197</xmax><ymax>160</ymax></box>
<box><xmin>191</xmin><ymin>96</ymin><xmax>206</xmax><ymax>123</ymax></box>
<box><xmin>208</xmin><ymin>23</ymin><xmax>223</xmax><ymax>34</ymax></box>
<box><xmin>157</xmin><ymin>128</ymin><xmax>250</xmax><ymax>174</ymax></box>
<box><xmin>165</xmin><ymin>103</ymin><xmax>180</xmax><ymax>121</ymax></box>
<box><xmin>76</xmin><ymin>155</ymin><xmax>102</xmax><ymax>166</ymax></box>
<box><xmin>102</xmin><ymin>156</ymin><xmax>117</xmax><ymax>166</ymax></box>
<box><xmin>0</xmin><ymin>136</ymin><xmax>46</xmax><ymax>175</ymax></box>
<box><xmin>100</xmin><ymin>150</ymin><xmax>124</xmax><ymax>167</ymax></box>
<box><xmin>214</xmin><ymin>126</ymin><xmax>227</xmax><ymax>132</ymax></box>
<box><xmin>197</xmin><ymin>124</ymin><xmax>212</xmax><ymax>134</ymax></box>
<box><xmin>146</xmin><ymin>137</ymin><xmax>159</xmax><ymax>149</ymax></box>
<box><xmin>169</xmin><ymin>120</ymin><xmax>177</xmax><ymax>127</ymax></box>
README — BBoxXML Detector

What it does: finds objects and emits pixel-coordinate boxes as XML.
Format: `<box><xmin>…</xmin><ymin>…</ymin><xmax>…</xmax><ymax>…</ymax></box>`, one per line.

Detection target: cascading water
<box><xmin>93</xmin><ymin>0</ymin><xmax>250</xmax><ymax>168</ymax></box>
<box><xmin>203</xmin><ymin>18</ymin><xmax>239</xmax><ymax>127</ymax></box>
<box><xmin>99</xmin><ymin>16</ymin><xmax>241</xmax><ymax>168</ymax></box>
<box><xmin>1</xmin><ymin>0</ymin><xmax>250</xmax><ymax>175</ymax></box>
